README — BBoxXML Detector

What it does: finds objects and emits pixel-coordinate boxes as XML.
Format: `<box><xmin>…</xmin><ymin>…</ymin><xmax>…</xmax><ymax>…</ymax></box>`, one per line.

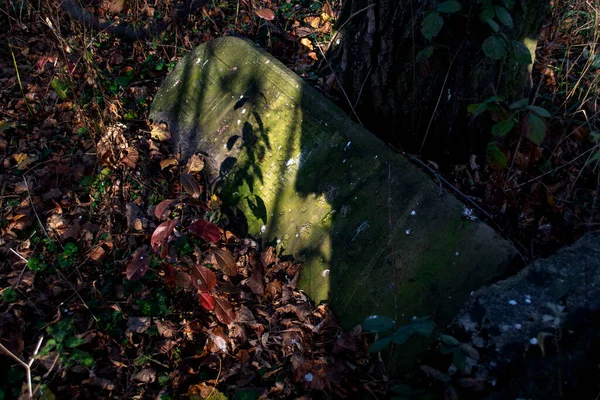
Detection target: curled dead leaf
<box><xmin>210</xmin><ymin>247</ymin><xmax>237</xmax><ymax>276</ymax></box>
<box><xmin>181</xmin><ymin>173</ymin><xmax>203</xmax><ymax>198</ymax></box>
<box><xmin>154</xmin><ymin>199</ymin><xmax>179</xmax><ymax>220</ymax></box>
<box><xmin>300</xmin><ymin>38</ymin><xmax>314</xmax><ymax>50</ymax></box>
<box><xmin>151</xmin><ymin>219</ymin><xmax>178</xmax><ymax>253</ymax></box>
<box><xmin>255</xmin><ymin>8</ymin><xmax>275</xmax><ymax>20</ymax></box>
<box><xmin>121</xmin><ymin>147</ymin><xmax>139</xmax><ymax>169</ymax></box>
<box><xmin>213</xmin><ymin>296</ymin><xmax>236</xmax><ymax>325</ymax></box>
<box><xmin>188</xmin><ymin>219</ymin><xmax>221</xmax><ymax>243</ymax></box>
<box><xmin>191</xmin><ymin>264</ymin><xmax>217</xmax><ymax>292</ymax></box>
<box><xmin>150</xmin><ymin>122</ymin><xmax>171</xmax><ymax>141</ymax></box>
<box><xmin>160</xmin><ymin>158</ymin><xmax>178</xmax><ymax>170</ymax></box>
<box><xmin>126</xmin><ymin>249</ymin><xmax>151</xmax><ymax>280</ymax></box>
<box><xmin>184</xmin><ymin>154</ymin><xmax>205</xmax><ymax>173</ymax></box>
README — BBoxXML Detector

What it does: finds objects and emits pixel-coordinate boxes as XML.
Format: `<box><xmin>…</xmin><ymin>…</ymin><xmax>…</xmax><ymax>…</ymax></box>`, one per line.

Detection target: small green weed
<box><xmin>57</xmin><ymin>242</ymin><xmax>78</xmax><ymax>268</ymax></box>
<box><xmin>2</xmin><ymin>288</ymin><xmax>18</xmax><ymax>303</ymax></box>
<box><xmin>41</xmin><ymin>318</ymin><xmax>94</xmax><ymax>368</ymax></box>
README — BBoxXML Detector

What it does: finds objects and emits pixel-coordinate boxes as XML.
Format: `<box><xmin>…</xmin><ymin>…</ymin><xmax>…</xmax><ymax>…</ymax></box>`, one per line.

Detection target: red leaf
<box><xmin>127</xmin><ymin>249</ymin><xmax>151</xmax><ymax>280</ymax></box>
<box><xmin>199</xmin><ymin>292</ymin><xmax>215</xmax><ymax>311</ymax></box>
<box><xmin>191</xmin><ymin>265</ymin><xmax>217</xmax><ymax>292</ymax></box>
<box><xmin>181</xmin><ymin>174</ymin><xmax>203</xmax><ymax>198</ymax></box>
<box><xmin>154</xmin><ymin>199</ymin><xmax>179</xmax><ymax>220</ymax></box>
<box><xmin>255</xmin><ymin>8</ymin><xmax>275</xmax><ymax>20</ymax></box>
<box><xmin>151</xmin><ymin>219</ymin><xmax>178</xmax><ymax>253</ymax></box>
<box><xmin>188</xmin><ymin>219</ymin><xmax>221</xmax><ymax>243</ymax></box>
<box><xmin>214</xmin><ymin>297</ymin><xmax>236</xmax><ymax>325</ymax></box>
<box><xmin>210</xmin><ymin>248</ymin><xmax>237</xmax><ymax>276</ymax></box>
<box><xmin>163</xmin><ymin>264</ymin><xmax>177</xmax><ymax>287</ymax></box>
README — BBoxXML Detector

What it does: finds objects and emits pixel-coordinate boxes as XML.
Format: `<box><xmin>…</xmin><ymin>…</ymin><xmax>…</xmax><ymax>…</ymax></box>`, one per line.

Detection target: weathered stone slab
<box><xmin>453</xmin><ymin>230</ymin><xmax>600</xmax><ymax>398</ymax></box>
<box><xmin>150</xmin><ymin>37</ymin><xmax>517</xmax><ymax>329</ymax></box>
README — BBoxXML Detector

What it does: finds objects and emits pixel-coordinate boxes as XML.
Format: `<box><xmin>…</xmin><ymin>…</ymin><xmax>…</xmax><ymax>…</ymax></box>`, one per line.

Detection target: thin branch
<box><xmin>0</xmin><ymin>336</ymin><xmax>44</xmax><ymax>398</ymax></box>
<box><xmin>509</xmin><ymin>144</ymin><xmax>599</xmax><ymax>190</ymax></box>
<box><xmin>328</xmin><ymin>4</ymin><xmax>375</xmax><ymax>49</ymax></box>
<box><xmin>420</xmin><ymin>41</ymin><xmax>464</xmax><ymax>153</ymax></box>
<box><xmin>317</xmin><ymin>44</ymin><xmax>363</xmax><ymax>126</ymax></box>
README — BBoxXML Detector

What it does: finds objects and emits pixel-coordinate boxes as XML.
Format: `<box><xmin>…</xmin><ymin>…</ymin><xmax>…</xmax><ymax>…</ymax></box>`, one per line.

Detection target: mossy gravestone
<box><xmin>150</xmin><ymin>37</ymin><xmax>517</xmax><ymax>329</ymax></box>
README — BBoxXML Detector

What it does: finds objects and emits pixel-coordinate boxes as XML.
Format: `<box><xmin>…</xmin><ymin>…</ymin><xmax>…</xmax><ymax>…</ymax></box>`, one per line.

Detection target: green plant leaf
<box><xmin>526</xmin><ymin>105</ymin><xmax>551</xmax><ymax>118</ymax></box>
<box><xmin>416</xmin><ymin>46</ymin><xmax>434</xmax><ymax>60</ymax></box>
<box><xmin>71</xmin><ymin>349</ymin><xmax>94</xmax><ymax>367</ymax></box>
<box><xmin>436</xmin><ymin>1</ymin><xmax>461</xmax><ymax>13</ymax></box>
<box><xmin>51</xmin><ymin>78</ymin><xmax>69</xmax><ymax>100</ymax></box>
<box><xmin>479</xmin><ymin>4</ymin><xmax>494</xmax><ymax>22</ymax></box>
<box><xmin>491</xmin><ymin>119</ymin><xmax>515</xmax><ymax>136</ymax></box>
<box><xmin>509</xmin><ymin>40</ymin><xmax>532</xmax><ymax>64</ymax></box>
<box><xmin>523</xmin><ymin>112</ymin><xmax>547</xmax><ymax>145</ymax></box>
<box><xmin>501</xmin><ymin>0</ymin><xmax>516</xmax><ymax>10</ymax></box>
<box><xmin>392</xmin><ymin>317</ymin><xmax>436</xmax><ymax>345</ymax></box>
<box><xmin>439</xmin><ymin>334</ymin><xmax>460</xmax><ymax>346</ymax></box>
<box><xmin>510</xmin><ymin>98</ymin><xmax>529</xmax><ymax>109</ymax></box>
<box><xmin>587</xmin><ymin>149</ymin><xmax>600</xmax><ymax>165</ymax></box>
<box><xmin>368</xmin><ymin>334</ymin><xmax>394</xmax><ymax>352</ymax></box>
<box><xmin>484</xmin><ymin>95</ymin><xmax>504</xmax><ymax>103</ymax></box>
<box><xmin>64</xmin><ymin>335</ymin><xmax>86</xmax><ymax>348</ymax></box>
<box><xmin>421</xmin><ymin>11</ymin><xmax>444</xmax><ymax>41</ymax></box>
<box><xmin>2</xmin><ymin>288</ymin><xmax>17</xmax><ymax>303</ymax></box>
<box><xmin>363</xmin><ymin>315</ymin><xmax>395</xmax><ymax>333</ymax></box>
<box><xmin>486</xmin><ymin>18</ymin><xmax>500</xmax><ymax>33</ymax></box>
<box><xmin>467</xmin><ymin>103</ymin><xmax>481</xmax><ymax>114</ymax></box>
<box><xmin>487</xmin><ymin>143</ymin><xmax>508</xmax><ymax>170</ymax></box>
<box><xmin>482</xmin><ymin>35</ymin><xmax>507</xmax><ymax>60</ymax></box>
<box><xmin>494</xmin><ymin>6</ymin><xmax>513</xmax><ymax>27</ymax></box>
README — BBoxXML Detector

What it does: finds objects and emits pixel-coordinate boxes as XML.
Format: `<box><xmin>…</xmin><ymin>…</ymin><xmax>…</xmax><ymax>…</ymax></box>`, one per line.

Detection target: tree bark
<box><xmin>327</xmin><ymin>0</ymin><xmax>549</xmax><ymax>161</ymax></box>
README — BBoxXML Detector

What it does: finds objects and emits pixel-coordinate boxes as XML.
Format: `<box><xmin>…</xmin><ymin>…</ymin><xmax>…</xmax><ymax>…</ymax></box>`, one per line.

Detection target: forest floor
<box><xmin>0</xmin><ymin>0</ymin><xmax>598</xmax><ymax>399</ymax></box>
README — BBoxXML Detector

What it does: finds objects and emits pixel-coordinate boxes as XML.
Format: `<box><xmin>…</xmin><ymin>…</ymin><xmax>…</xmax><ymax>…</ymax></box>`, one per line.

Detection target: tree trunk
<box><xmin>327</xmin><ymin>0</ymin><xmax>549</xmax><ymax>161</ymax></box>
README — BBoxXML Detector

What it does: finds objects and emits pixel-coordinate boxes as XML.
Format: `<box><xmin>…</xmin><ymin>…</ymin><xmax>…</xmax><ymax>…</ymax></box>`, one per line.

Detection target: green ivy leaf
<box><xmin>587</xmin><ymin>149</ymin><xmax>600</xmax><ymax>165</ymax></box>
<box><xmin>482</xmin><ymin>35</ymin><xmax>507</xmax><ymax>59</ymax></box>
<box><xmin>436</xmin><ymin>0</ymin><xmax>461</xmax><ymax>13</ymax></box>
<box><xmin>71</xmin><ymin>349</ymin><xmax>94</xmax><ymax>367</ymax></box>
<box><xmin>487</xmin><ymin>143</ymin><xmax>508</xmax><ymax>170</ymax></box>
<box><xmin>392</xmin><ymin>317</ymin><xmax>435</xmax><ymax>345</ymax></box>
<box><xmin>523</xmin><ymin>112</ymin><xmax>547</xmax><ymax>145</ymax></box>
<box><xmin>439</xmin><ymin>334</ymin><xmax>460</xmax><ymax>346</ymax></box>
<box><xmin>492</xmin><ymin>119</ymin><xmax>515</xmax><ymax>137</ymax></box>
<box><xmin>416</xmin><ymin>46</ymin><xmax>434</xmax><ymax>60</ymax></box>
<box><xmin>501</xmin><ymin>0</ymin><xmax>516</xmax><ymax>10</ymax></box>
<box><xmin>64</xmin><ymin>335</ymin><xmax>86</xmax><ymax>348</ymax></box>
<box><xmin>494</xmin><ymin>6</ymin><xmax>513</xmax><ymax>28</ymax></box>
<box><xmin>363</xmin><ymin>315</ymin><xmax>395</xmax><ymax>333</ymax></box>
<box><xmin>421</xmin><ymin>11</ymin><xmax>444</xmax><ymax>41</ymax></box>
<box><xmin>526</xmin><ymin>105</ymin><xmax>551</xmax><ymax>118</ymax></box>
<box><xmin>509</xmin><ymin>40</ymin><xmax>532</xmax><ymax>64</ymax></box>
<box><xmin>486</xmin><ymin>18</ymin><xmax>500</xmax><ymax>33</ymax></box>
<box><xmin>368</xmin><ymin>335</ymin><xmax>394</xmax><ymax>352</ymax></box>
<box><xmin>509</xmin><ymin>98</ymin><xmax>529</xmax><ymax>109</ymax></box>
<box><xmin>479</xmin><ymin>4</ymin><xmax>494</xmax><ymax>22</ymax></box>
<box><xmin>2</xmin><ymin>288</ymin><xmax>17</xmax><ymax>303</ymax></box>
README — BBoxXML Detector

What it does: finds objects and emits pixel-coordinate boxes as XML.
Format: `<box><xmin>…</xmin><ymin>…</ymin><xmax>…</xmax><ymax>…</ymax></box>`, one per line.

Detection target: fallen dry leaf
<box><xmin>160</xmin><ymin>158</ymin><xmax>178</xmax><ymax>170</ymax></box>
<box><xmin>255</xmin><ymin>8</ymin><xmax>275</xmax><ymax>21</ymax></box>
<box><xmin>126</xmin><ymin>249</ymin><xmax>151</xmax><ymax>280</ymax></box>
<box><xmin>151</xmin><ymin>123</ymin><xmax>171</xmax><ymax>141</ymax></box>
<box><xmin>185</xmin><ymin>154</ymin><xmax>205</xmax><ymax>173</ymax></box>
